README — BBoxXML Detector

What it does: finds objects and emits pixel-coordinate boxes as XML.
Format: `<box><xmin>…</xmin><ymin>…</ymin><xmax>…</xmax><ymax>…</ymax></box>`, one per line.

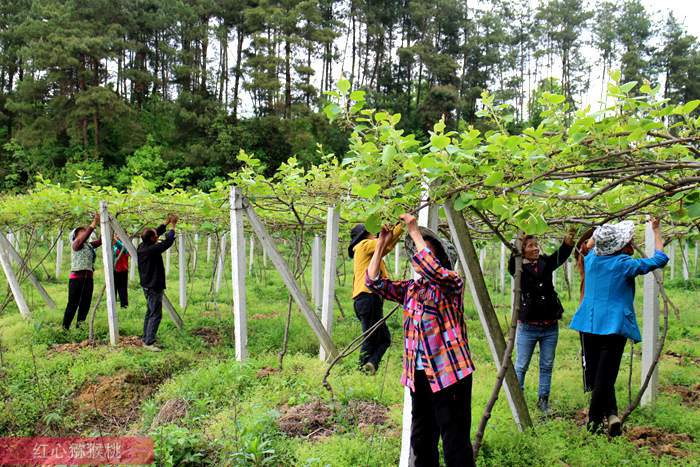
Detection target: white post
<box><xmin>230</xmin><ymin>187</ymin><xmax>248</xmax><ymax>361</ymax></box>
<box><xmin>99</xmin><ymin>202</ymin><xmax>119</xmax><ymax>346</ymax></box>
<box><xmin>263</xmin><ymin>247</ymin><xmax>268</xmax><ymax>267</ymax></box>
<box><xmin>248</xmin><ymin>235</ymin><xmax>255</xmax><ymax>275</ymax></box>
<box><xmin>500</xmin><ymin>242</ymin><xmax>506</xmax><ymax>293</ymax></box>
<box><xmin>479</xmin><ymin>247</ymin><xmax>486</xmax><ymax>270</ymax></box>
<box><xmin>312</xmin><ymin>235</ymin><xmax>323</xmax><ymax>311</ymax></box>
<box><xmin>394</xmin><ymin>243</ymin><xmax>401</xmax><ymax>277</ymax></box>
<box><xmin>694</xmin><ymin>241</ymin><xmax>699</xmax><ymax>274</ymax></box>
<box><xmin>178</xmin><ymin>233</ymin><xmax>186</xmax><ymax>309</ymax></box>
<box><xmin>0</xmin><ymin>237</ymin><xmax>32</xmax><ymax>319</ymax></box>
<box><xmin>55</xmin><ymin>231</ymin><xmax>64</xmax><ymax>278</ymax></box>
<box><xmin>641</xmin><ymin>222</ymin><xmax>659</xmax><ymax>405</ymax></box>
<box><xmin>165</xmin><ymin>247</ymin><xmax>171</xmax><ymax>276</ymax></box>
<box><xmin>567</xmin><ymin>257</ymin><xmax>574</xmax><ymax>285</ymax></box>
<box><xmin>206</xmin><ymin>235</ymin><xmax>212</xmax><ymax>263</ymax></box>
<box><xmin>319</xmin><ymin>207</ymin><xmax>339</xmax><ymax>361</ymax></box>
<box><xmin>0</xmin><ymin>231</ymin><xmax>56</xmax><ymax>309</ymax></box>
<box><xmin>215</xmin><ymin>233</ymin><xmax>227</xmax><ymax>294</ymax></box>
<box><xmin>192</xmin><ymin>233</ymin><xmax>199</xmax><ymax>272</ymax></box>
<box><xmin>552</xmin><ymin>268</ymin><xmax>558</xmax><ymax>289</ymax></box>
<box><xmin>681</xmin><ymin>240</ymin><xmax>689</xmax><ymax>281</ymax></box>
<box><xmin>6</xmin><ymin>231</ymin><xmax>15</xmax><ymax>264</ymax></box>
<box><xmin>400</xmin><ymin>194</ymin><xmax>438</xmax><ymax>467</ymax></box>
<box><xmin>669</xmin><ymin>243</ymin><xmax>675</xmax><ymax>279</ymax></box>
<box><xmin>129</xmin><ymin>238</ymin><xmax>138</xmax><ymax>282</ymax></box>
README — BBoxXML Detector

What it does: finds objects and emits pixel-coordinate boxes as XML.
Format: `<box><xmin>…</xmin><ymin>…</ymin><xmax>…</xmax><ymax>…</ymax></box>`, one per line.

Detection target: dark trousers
<box><xmin>411</xmin><ymin>371</ymin><xmax>474</xmax><ymax>467</ymax></box>
<box><xmin>114</xmin><ymin>271</ymin><xmax>129</xmax><ymax>308</ymax></box>
<box><xmin>353</xmin><ymin>293</ymin><xmax>391</xmax><ymax>368</ymax></box>
<box><xmin>62</xmin><ymin>277</ymin><xmax>94</xmax><ymax>329</ymax></box>
<box><xmin>581</xmin><ymin>332</ymin><xmax>627</xmax><ymax>426</ymax></box>
<box><xmin>142</xmin><ymin>288</ymin><xmax>164</xmax><ymax>345</ymax></box>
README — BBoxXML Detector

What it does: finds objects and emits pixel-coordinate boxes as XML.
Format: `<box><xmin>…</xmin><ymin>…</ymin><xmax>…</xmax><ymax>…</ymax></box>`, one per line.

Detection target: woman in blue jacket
<box><xmin>570</xmin><ymin>218</ymin><xmax>668</xmax><ymax>437</ymax></box>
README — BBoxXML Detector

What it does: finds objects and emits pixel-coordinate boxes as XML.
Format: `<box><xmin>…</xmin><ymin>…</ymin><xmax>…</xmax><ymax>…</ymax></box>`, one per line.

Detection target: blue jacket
<box><xmin>569</xmin><ymin>250</ymin><xmax>668</xmax><ymax>342</ymax></box>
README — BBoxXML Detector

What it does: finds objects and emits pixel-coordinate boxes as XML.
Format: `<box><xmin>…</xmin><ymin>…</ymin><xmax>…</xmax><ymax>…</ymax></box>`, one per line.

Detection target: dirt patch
<box><xmin>73</xmin><ymin>371</ymin><xmax>162</xmax><ymax>433</ymax></box>
<box><xmin>191</xmin><ymin>327</ymin><xmax>222</xmax><ymax>346</ymax></box>
<box><xmin>48</xmin><ymin>336</ymin><xmax>143</xmax><ymax>355</ymax></box>
<box><xmin>151</xmin><ymin>398</ymin><xmax>189</xmax><ymax>428</ymax></box>
<box><xmin>277</xmin><ymin>399</ymin><xmax>389</xmax><ymax>440</ymax></box>
<box><xmin>664</xmin><ymin>351</ymin><xmax>700</xmax><ymax>366</ymax></box>
<box><xmin>278</xmin><ymin>400</ymin><xmax>334</xmax><ymax>439</ymax></box>
<box><xmin>661</xmin><ymin>384</ymin><xmax>700</xmax><ymax>407</ymax></box>
<box><xmin>251</xmin><ymin>312</ymin><xmax>279</xmax><ymax>321</ymax></box>
<box><xmin>626</xmin><ymin>426</ymin><xmax>693</xmax><ymax>458</ymax></box>
<box><xmin>256</xmin><ymin>366</ymin><xmax>280</xmax><ymax>378</ymax></box>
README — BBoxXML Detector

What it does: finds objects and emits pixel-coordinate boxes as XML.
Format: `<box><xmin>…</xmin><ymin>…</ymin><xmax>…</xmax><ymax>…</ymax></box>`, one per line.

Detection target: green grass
<box><xmin>1</xmin><ymin>245</ymin><xmax>698</xmax><ymax>466</ymax></box>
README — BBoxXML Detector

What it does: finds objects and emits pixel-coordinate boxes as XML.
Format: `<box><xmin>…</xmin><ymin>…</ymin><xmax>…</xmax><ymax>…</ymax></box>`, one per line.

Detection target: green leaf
<box><xmin>454</xmin><ymin>192</ymin><xmax>474</xmax><ymax>210</ymax></box>
<box><xmin>430</xmin><ymin>134</ymin><xmax>450</xmax><ymax>150</ymax></box>
<box><xmin>619</xmin><ymin>81</ymin><xmax>637</xmax><ymax>94</ymax></box>
<box><xmin>687</xmin><ymin>202</ymin><xmax>700</xmax><ymax>218</ymax></box>
<box><xmin>352</xmin><ymin>183</ymin><xmax>381</xmax><ymax>199</ymax></box>
<box><xmin>674</xmin><ymin>100</ymin><xmax>700</xmax><ymax>115</ymax></box>
<box><xmin>350</xmin><ymin>90</ymin><xmax>365</xmax><ymax>101</ymax></box>
<box><xmin>323</xmin><ymin>103</ymin><xmax>341</xmax><ymax>122</ymax></box>
<box><xmin>365</xmin><ymin>213</ymin><xmax>382</xmax><ymax>234</ymax></box>
<box><xmin>337</xmin><ymin>79</ymin><xmax>351</xmax><ymax>94</ymax></box>
<box><xmin>433</xmin><ymin>119</ymin><xmax>446</xmax><ymax>134</ymax></box>
<box><xmin>484</xmin><ymin>171</ymin><xmax>504</xmax><ymax>186</ymax></box>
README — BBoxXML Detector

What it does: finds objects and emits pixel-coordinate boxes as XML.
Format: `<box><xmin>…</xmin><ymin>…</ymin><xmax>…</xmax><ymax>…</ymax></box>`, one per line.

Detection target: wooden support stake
<box><xmin>0</xmin><ymin>236</ymin><xmax>32</xmax><ymax>319</ymax></box>
<box><xmin>499</xmin><ymin>242</ymin><xmax>506</xmax><ymax>293</ymax></box>
<box><xmin>312</xmin><ymin>235</ymin><xmax>323</xmax><ymax>310</ymax></box>
<box><xmin>242</xmin><ymin>194</ymin><xmax>336</xmax><ymax>359</ymax></box>
<box><xmin>230</xmin><ymin>187</ymin><xmax>248</xmax><ymax>361</ymax></box>
<box><xmin>55</xmin><ymin>230</ymin><xmax>64</xmax><ymax>278</ymax></box>
<box><xmin>641</xmin><ymin>222</ymin><xmax>659</xmax><ymax>405</ymax></box>
<box><xmin>109</xmin><ymin>217</ymin><xmax>183</xmax><ymax>330</ymax></box>
<box><xmin>444</xmin><ymin>200</ymin><xmax>532</xmax><ymax>430</ymax></box>
<box><xmin>0</xmin><ymin>231</ymin><xmax>56</xmax><ymax>309</ymax></box>
<box><xmin>178</xmin><ymin>233</ymin><xmax>187</xmax><ymax>309</ymax></box>
<box><xmin>99</xmin><ymin>202</ymin><xmax>119</xmax><ymax>346</ymax></box>
<box><xmin>319</xmin><ymin>207</ymin><xmax>339</xmax><ymax>361</ymax></box>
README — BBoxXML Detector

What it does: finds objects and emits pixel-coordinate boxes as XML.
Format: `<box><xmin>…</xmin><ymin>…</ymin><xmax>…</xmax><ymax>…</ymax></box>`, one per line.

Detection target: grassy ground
<box><xmin>0</xmin><ymin>241</ymin><xmax>698</xmax><ymax>466</ymax></box>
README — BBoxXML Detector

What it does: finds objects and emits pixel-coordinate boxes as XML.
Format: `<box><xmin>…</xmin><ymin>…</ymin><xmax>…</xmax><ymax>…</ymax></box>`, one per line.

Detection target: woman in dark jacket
<box><xmin>508</xmin><ymin>230</ymin><xmax>574</xmax><ymax>413</ymax></box>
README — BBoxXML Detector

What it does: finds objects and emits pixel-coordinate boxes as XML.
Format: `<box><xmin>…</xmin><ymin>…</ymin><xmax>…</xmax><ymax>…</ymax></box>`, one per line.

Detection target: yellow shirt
<box><xmin>351</xmin><ymin>224</ymin><xmax>404</xmax><ymax>298</ymax></box>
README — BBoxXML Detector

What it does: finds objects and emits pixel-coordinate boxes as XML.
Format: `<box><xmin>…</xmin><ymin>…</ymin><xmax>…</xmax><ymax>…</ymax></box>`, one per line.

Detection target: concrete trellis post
<box><xmin>230</xmin><ymin>187</ymin><xmax>248</xmax><ymax>361</ymax></box>
<box><xmin>319</xmin><ymin>207</ymin><xmax>339</xmax><ymax>361</ymax></box>
<box><xmin>500</xmin><ymin>242</ymin><xmax>507</xmax><ymax>293</ymax></box>
<box><xmin>99</xmin><ymin>202</ymin><xmax>119</xmax><ymax>346</ymax></box>
<box><xmin>165</xmin><ymin>247</ymin><xmax>171</xmax><ymax>277</ymax></box>
<box><xmin>193</xmin><ymin>233</ymin><xmax>199</xmax><ymax>272</ymax></box>
<box><xmin>444</xmin><ymin>199</ymin><xmax>532</xmax><ymax>430</ymax></box>
<box><xmin>394</xmin><ymin>243</ymin><xmax>401</xmax><ymax>277</ymax></box>
<box><xmin>129</xmin><ymin>238</ymin><xmax>138</xmax><ymax>282</ymax></box>
<box><xmin>241</xmin><ymin>192</ymin><xmax>336</xmax><ymax>358</ymax></box>
<box><xmin>248</xmin><ymin>235</ymin><xmax>255</xmax><ymax>275</ymax></box>
<box><xmin>567</xmin><ymin>257</ymin><xmax>574</xmax><ymax>286</ymax></box>
<box><xmin>681</xmin><ymin>240</ymin><xmax>689</xmax><ymax>281</ymax></box>
<box><xmin>312</xmin><ymin>235</ymin><xmax>323</xmax><ymax>311</ymax></box>
<box><xmin>206</xmin><ymin>235</ymin><xmax>212</xmax><ymax>263</ymax></box>
<box><xmin>55</xmin><ymin>231</ymin><xmax>64</xmax><ymax>278</ymax></box>
<box><xmin>669</xmin><ymin>243</ymin><xmax>675</xmax><ymax>279</ymax></box>
<box><xmin>641</xmin><ymin>222</ymin><xmax>659</xmax><ymax>405</ymax></box>
<box><xmin>178</xmin><ymin>233</ymin><xmax>187</xmax><ymax>309</ymax></box>
<box><xmin>0</xmin><ymin>231</ymin><xmax>56</xmax><ymax>309</ymax></box>
<box><xmin>6</xmin><ymin>231</ymin><xmax>16</xmax><ymax>265</ymax></box>
<box><xmin>694</xmin><ymin>241</ymin><xmax>699</xmax><ymax>274</ymax></box>
<box><xmin>0</xmin><ymin>238</ymin><xmax>32</xmax><ymax>319</ymax></box>
<box><xmin>215</xmin><ymin>233</ymin><xmax>227</xmax><ymax>294</ymax></box>
<box><xmin>479</xmin><ymin>248</ymin><xmax>486</xmax><ymax>271</ymax></box>
<box><xmin>109</xmin><ymin>218</ymin><xmax>183</xmax><ymax>330</ymax></box>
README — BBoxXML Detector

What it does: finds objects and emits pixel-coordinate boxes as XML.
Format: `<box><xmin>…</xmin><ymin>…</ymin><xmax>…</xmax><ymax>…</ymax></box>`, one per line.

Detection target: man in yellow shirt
<box><xmin>349</xmin><ymin>223</ymin><xmax>403</xmax><ymax>375</ymax></box>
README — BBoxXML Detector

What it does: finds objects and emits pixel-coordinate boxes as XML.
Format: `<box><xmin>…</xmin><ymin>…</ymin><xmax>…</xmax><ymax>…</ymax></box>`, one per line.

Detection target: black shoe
<box><xmin>607</xmin><ymin>415</ymin><xmax>622</xmax><ymax>437</ymax></box>
<box><xmin>537</xmin><ymin>396</ymin><xmax>549</xmax><ymax>414</ymax></box>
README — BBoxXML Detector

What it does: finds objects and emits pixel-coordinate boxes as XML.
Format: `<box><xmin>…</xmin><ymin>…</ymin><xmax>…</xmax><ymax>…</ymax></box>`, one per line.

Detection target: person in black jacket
<box><xmin>508</xmin><ymin>229</ymin><xmax>574</xmax><ymax>413</ymax></box>
<box><xmin>137</xmin><ymin>214</ymin><xmax>178</xmax><ymax>351</ymax></box>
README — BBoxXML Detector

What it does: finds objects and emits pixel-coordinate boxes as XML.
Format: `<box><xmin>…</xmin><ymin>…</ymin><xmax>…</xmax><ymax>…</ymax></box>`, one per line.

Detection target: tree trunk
<box><xmin>232</xmin><ymin>29</ymin><xmax>244</xmax><ymax>121</ymax></box>
<box><xmin>285</xmin><ymin>38</ymin><xmax>291</xmax><ymax>118</ymax></box>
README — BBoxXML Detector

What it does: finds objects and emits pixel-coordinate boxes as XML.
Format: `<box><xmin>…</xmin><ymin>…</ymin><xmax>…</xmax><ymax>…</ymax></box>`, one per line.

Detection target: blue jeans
<box><xmin>515</xmin><ymin>322</ymin><xmax>559</xmax><ymax>398</ymax></box>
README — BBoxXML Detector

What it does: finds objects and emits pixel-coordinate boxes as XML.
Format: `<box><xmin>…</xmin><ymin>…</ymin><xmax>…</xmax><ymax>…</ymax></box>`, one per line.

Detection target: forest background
<box><xmin>0</xmin><ymin>0</ymin><xmax>698</xmax><ymax>192</ymax></box>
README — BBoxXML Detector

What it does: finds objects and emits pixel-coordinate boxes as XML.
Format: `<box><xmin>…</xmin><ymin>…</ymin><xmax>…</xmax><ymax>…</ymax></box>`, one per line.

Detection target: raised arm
<box><xmin>623</xmin><ymin>218</ymin><xmax>668</xmax><ymax>277</ymax></box>
<box><xmin>72</xmin><ymin>213</ymin><xmax>99</xmax><ymax>251</ymax></box>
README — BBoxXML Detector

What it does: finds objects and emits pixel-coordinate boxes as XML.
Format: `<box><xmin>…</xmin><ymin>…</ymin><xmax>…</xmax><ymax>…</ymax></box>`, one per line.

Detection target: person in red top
<box><xmin>113</xmin><ymin>235</ymin><xmax>130</xmax><ymax>308</ymax></box>
<box><xmin>366</xmin><ymin>213</ymin><xmax>475</xmax><ymax>467</ymax></box>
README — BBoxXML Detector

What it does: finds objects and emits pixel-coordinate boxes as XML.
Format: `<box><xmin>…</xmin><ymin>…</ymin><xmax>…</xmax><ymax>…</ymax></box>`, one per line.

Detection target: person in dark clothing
<box><xmin>113</xmin><ymin>235</ymin><xmax>130</xmax><ymax>308</ymax></box>
<box><xmin>63</xmin><ymin>213</ymin><xmax>102</xmax><ymax>330</ymax></box>
<box><xmin>508</xmin><ymin>229</ymin><xmax>575</xmax><ymax>413</ymax></box>
<box><xmin>137</xmin><ymin>214</ymin><xmax>178</xmax><ymax>351</ymax></box>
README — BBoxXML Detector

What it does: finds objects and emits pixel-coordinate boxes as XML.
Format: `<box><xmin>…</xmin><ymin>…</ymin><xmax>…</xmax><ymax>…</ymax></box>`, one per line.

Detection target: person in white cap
<box><xmin>569</xmin><ymin>218</ymin><xmax>668</xmax><ymax>436</ymax></box>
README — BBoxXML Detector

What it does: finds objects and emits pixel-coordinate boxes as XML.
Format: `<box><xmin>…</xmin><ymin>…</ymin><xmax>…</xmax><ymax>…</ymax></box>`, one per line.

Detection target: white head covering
<box><xmin>593</xmin><ymin>221</ymin><xmax>635</xmax><ymax>256</ymax></box>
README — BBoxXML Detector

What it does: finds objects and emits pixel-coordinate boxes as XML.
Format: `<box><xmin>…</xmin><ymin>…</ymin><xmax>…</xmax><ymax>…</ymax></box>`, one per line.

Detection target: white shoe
<box><xmin>143</xmin><ymin>344</ymin><xmax>161</xmax><ymax>352</ymax></box>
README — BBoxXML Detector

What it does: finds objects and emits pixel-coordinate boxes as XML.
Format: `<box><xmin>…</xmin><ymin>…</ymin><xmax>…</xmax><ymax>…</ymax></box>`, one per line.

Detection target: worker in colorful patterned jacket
<box><xmin>63</xmin><ymin>213</ymin><xmax>102</xmax><ymax>330</ymax></box>
<box><xmin>366</xmin><ymin>213</ymin><xmax>475</xmax><ymax>467</ymax></box>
